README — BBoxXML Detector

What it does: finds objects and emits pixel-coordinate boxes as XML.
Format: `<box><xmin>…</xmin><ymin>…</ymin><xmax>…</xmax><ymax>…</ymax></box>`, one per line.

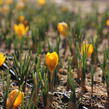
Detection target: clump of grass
<box><xmin>67</xmin><ymin>58</ymin><xmax>77</xmax><ymax>109</ymax></box>
<box><xmin>12</xmin><ymin>51</ymin><xmax>33</xmax><ymax>91</ymax></box>
<box><xmin>101</xmin><ymin>48</ymin><xmax>109</xmax><ymax>98</ymax></box>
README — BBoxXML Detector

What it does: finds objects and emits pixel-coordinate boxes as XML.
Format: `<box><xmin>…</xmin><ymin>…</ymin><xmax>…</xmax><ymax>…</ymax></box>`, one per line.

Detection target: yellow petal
<box><xmin>81</xmin><ymin>43</ymin><xmax>94</xmax><ymax>57</ymax></box>
<box><xmin>0</xmin><ymin>53</ymin><xmax>6</xmax><ymax>66</ymax></box>
<box><xmin>87</xmin><ymin>44</ymin><xmax>94</xmax><ymax>57</ymax></box>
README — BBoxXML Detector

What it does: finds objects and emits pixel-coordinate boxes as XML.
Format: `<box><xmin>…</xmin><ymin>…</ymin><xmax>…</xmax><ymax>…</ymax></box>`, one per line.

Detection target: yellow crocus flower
<box><xmin>14</xmin><ymin>23</ymin><xmax>29</xmax><ymax>38</ymax></box>
<box><xmin>46</xmin><ymin>52</ymin><xmax>58</xmax><ymax>73</ymax></box>
<box><xmin>0</xmin><ymin>52</ymin><xmax>6</xmax><ymax>66</ymax></box>
<box><xmin>57</xmin><ymin>22</ymin><xmax>68</xmax><ymax>37</ymax></box>
<box><xmin>81</xmin><ymin>43</ymin><xmax>94</xmax><ymax>57</ymax></box>
<box><xmin>37</xmin><ymin>0</ymin><xmax>46</xmax><ymax>6</ymax></box>
<box><xmin>6</xmin><ymin>89</ymin><xmax>24</xmax><ymax>109</ymax></box>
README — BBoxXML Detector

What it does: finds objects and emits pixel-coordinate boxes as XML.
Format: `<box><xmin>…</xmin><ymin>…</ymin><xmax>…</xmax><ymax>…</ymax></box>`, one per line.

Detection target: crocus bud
<box><xmin>46</xmin><ymin>52</ymin><xmax>58</xmax><ymax>73</ymax></box>
<box><xmin>6</xmin><ymin>89</ymin><xmax>24</xmax><ymax>109</ymax></box>
<box><xmin>57</xmin><ymin>22</ymin><xmax>68</xmax><ymax>37</ymax></box>
<box><xmin>19</xmin><ymin>16</ymin><xmax>25</xmax><ymax>23</ymax></box>
<box><xmin>81</xmin><ymin>43</ymin><xmax>94</xmax><ymax>57</ymax></box>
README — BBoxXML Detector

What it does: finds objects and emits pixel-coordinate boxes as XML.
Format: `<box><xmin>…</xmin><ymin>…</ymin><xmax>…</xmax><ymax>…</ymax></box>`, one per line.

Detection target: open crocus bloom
<box><xmin>14</xmin><ymin>23</ymin><xmax>29</xmax><ymax>38</ymax></box>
